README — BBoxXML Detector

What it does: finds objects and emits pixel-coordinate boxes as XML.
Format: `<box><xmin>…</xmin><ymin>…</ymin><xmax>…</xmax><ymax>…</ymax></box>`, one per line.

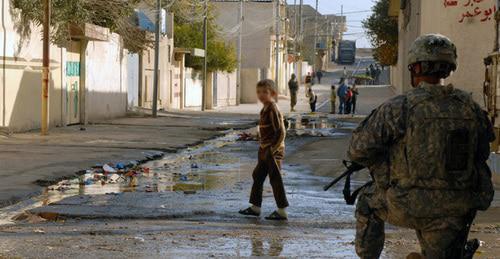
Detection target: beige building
<box><xmin>390</xmin><ymin>0</ymin><xmax>496</xmax><ymax>104</ymax></box>
<box><xmin>287</xmin><ymin>5</ymin><xmax>346</xmax><ymax>67</ymax></box>
<box><xmin>212</xmin><ymin>0</ymin><xmax>291</xmax><ymax>103</ymax></box>
<box><xmin>0</xmin><ymin>0</ymin><xmax>137</xmax><ymax>132</ymax></box>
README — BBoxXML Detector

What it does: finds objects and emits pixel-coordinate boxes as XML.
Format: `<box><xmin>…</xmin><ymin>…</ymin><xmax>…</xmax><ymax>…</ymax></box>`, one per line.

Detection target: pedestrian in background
<box><xmin>316</xmin><ymin>70</ymin><xmax>323</xmax><ymax>84</ymax></box>
<box><xmin>239</xmin><ymin>79</ymin><xmax>289</xmax><ymax>221</ymax></box>
<box><xmin>337</xmin><ymin>77</ymin><xmax>348</xmax><ymax>114</ymax></box>
<box><xmin>330</xmin><ymin>85</ymin><xmax>337</xmax><ymax>114</ymax></box>
<box><xmin>369</xmin><ymin>64</ymin><xmax>376</xmax><ymax>85</ymax></box>
<box><xmin>307</xmin><ymin>88</ymin><xmax>318</xmax><ymax>113</ymax></box>
<box><xmin>375</xmin><ymin>64</ymin><xmax>381</xmax><ymax>84</ymax></box>
<box><xmin>305</xmin><ymin>72</ymin><xmax>313</xmax><ymax>97</ymax></box>
<box><xmin>345</xmin><ymin>86</ymin><xmax>353</xmax><ymax>114</ymax></box>
<box><xmin>288</xmin><ymin>74</ymin><xmax>298</xmax><ymax>112</ymax></box>
<box><xmin>351</xmin><ymin>84</ymin><xmax>359</xmax><ymax>115</ymax></box>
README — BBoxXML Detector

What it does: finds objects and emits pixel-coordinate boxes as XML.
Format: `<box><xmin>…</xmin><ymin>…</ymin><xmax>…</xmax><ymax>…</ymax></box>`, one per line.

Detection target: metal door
<box><xmin>66</xmin><ymin>41</ymin><xmax>81</xmax><ymax>124</ymax></box>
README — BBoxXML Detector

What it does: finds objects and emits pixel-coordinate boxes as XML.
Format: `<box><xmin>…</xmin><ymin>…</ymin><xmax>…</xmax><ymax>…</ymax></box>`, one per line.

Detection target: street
<box><xmin>0</xmin><ymin>70</ymin><xmax>498</xmax><ymax>258</ymax></box>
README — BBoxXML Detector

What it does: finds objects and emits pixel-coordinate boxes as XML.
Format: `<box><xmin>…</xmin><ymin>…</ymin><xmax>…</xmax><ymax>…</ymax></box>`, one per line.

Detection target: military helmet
<box><xmin>408</xmin><ymin>34</ymin><xmax>458</xmax><ymax>75</ymax></box>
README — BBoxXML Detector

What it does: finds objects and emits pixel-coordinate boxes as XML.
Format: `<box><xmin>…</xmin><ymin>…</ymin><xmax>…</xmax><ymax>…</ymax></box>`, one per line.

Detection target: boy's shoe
<box><xmin>238</xmin><ymin>207</ymin><xmax>260</xmax><ymax>217</ymax></box>
<box><xmin>265</xmin><ymin>211</ymin><xmax>288</xmax><ymax>221</ymax></box>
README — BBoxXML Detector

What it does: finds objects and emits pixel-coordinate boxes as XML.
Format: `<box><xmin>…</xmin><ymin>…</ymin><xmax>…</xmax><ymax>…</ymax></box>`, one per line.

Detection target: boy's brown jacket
<box><xmin>259</xmin><ymin>102</ymin><xmax>286</xmax><ymax>160</ymax></box>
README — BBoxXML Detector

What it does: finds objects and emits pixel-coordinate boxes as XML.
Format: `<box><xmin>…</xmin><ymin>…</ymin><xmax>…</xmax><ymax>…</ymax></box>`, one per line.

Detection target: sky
<box><xmin>287</xmin><ymin>0</ymin><xmax>375</xmax><ymax>48</ymax></box>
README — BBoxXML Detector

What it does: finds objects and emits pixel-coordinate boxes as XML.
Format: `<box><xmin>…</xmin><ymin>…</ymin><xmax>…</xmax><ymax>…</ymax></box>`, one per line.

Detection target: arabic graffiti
<box><xmin>443</xmin><ymin>0</ymin><xmax>496</xmax><ymax>23</ymax></box>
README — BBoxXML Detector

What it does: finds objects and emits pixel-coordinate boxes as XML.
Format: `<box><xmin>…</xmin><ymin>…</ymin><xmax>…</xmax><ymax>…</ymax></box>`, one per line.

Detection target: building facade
<box><xmin>390</xmin><ymin>0</ymin><xmax>496</xmax><ymax>104</ymax></box>
<box><xmin>287</xmin><ymin>5</ymin><xmax>346</xmax><ymax>68</ymax></box>
<box><xmin>0</xmin><ymin>0</ymin><xmax>134</xmax><ymax>132</ymax></box>
<box><xmin>212</xmin><ymin>0</ymin><xmax>290</xmax><ymax>103</ymax></box>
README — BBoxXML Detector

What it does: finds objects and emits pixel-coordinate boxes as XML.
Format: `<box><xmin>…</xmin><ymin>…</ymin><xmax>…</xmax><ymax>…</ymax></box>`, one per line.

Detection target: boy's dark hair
<box><xmin>256</xmin><ymin>79</ymin><xmax>277</xmax><ymax>93</ymax></box>
<box><xmin>331</xmin><ymin>85</ymin><xmax>336</xmax><ymax>89</ymax></box>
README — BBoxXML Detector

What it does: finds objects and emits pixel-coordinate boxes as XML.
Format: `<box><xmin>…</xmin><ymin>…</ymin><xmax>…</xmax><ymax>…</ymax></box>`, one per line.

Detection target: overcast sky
<box><xmin>288</xmin><ymin>0</ymin><xmax>375</xmax><ymax>48</ymax></box>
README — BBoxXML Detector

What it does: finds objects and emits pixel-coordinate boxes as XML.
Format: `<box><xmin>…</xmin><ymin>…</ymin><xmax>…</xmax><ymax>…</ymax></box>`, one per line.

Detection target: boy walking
<box><xmin>239</xmin><ymin>79</ymin><xmax>289</xmax><ymax>220</ymax></box>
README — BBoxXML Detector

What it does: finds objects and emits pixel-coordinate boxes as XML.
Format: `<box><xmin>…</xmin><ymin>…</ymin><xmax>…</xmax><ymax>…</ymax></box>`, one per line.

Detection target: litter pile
<box><xmin>48</xmin><ymin>151</ymin><xmax>164</xmax><ymax>192</ymax></box>
<box><xmin>237</xmin><ymin>132</ymin><xmax>257</xmax><ymax>141</ymax></box>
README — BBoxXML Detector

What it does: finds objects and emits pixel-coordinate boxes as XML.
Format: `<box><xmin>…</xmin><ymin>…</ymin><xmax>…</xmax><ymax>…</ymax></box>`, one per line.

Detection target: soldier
<box><xmin>348</xmin><ymin>34</ymin><xmax>495</xmax><ymax>258</ymax></box>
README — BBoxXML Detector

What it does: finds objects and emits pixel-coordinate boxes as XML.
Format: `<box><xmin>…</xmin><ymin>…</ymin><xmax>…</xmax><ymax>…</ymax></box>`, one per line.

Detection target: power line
<box><xmin>334</xmin><ymin>10</ymin><xmax>371</xmax><ymax>15</ymax></box>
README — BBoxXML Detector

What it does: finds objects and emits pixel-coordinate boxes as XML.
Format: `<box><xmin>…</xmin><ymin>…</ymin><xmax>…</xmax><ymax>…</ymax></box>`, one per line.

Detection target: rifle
<box><xmin>462</xmin><ymin>210</ymin><xmax>479</xmax><ymax>259</ymax></box>
<box><xmin>324</xmin><ymin>160</ymin><xmax>369</xmax><ymax>205</ymax></box>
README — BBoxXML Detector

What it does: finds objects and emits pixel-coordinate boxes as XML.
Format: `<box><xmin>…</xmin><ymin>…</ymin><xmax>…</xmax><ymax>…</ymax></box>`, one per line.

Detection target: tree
<box><xmin>168</xmin><ymin>0</ymin><xmax>237</xmax><ymax>73</ymax></box>
<box><xmin>363</xmin><ymin>0</ymin><xmax>398</xmax><ymax>66</ymax></box>
<box><xmin>11</xmin><ymin>0</ymin><xmax>153</xmax><ymax>53</ymax></box>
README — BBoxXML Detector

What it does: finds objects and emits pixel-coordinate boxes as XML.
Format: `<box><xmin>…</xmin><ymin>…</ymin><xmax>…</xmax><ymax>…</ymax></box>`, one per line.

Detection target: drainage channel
<box><xmin>0</xmin><ymin>116</ymin><xmax>357</xmax><ymax>225</ymax></box>
<box><xmin>0</xmin><ymin>130</ymin><xmax>254</xmax><ymax>225</ymax></box>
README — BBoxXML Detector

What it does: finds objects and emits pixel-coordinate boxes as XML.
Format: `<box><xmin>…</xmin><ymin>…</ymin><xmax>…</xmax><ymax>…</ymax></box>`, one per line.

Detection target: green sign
<box><xmin>66</xmin><ymin>61</ymin><xmax>80</xmax><ymax>77</ymax></box>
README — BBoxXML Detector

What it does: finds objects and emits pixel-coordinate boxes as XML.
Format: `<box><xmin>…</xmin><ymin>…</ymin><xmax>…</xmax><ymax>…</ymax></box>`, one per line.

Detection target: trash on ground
<box><xmin>237</xmin><ymin>132</ymin><xmax>257</xmax><ymax>141</ymax></box>
<box><xmin>103</xmin><ymin>164</ymin><xmax>117</xmax><ymax>173</ymax></box>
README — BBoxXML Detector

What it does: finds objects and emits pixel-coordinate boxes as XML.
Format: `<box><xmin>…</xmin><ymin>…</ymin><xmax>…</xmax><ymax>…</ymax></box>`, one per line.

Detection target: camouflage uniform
<box><xmin>348</xmin><ymin>82</ymin><xmax>495</xmax><ymax>259</ymax></box>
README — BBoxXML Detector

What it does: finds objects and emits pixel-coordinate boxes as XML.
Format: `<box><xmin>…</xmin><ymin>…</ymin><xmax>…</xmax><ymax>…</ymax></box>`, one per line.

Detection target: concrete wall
<box><xmin>213</xmin><ymin>1</ymin><xmax>274</xmax><ymax>70</ymax></box>
<box><xmin>184</xmin><ymin>68</ymin><xmax>203</xmax><ymax>108</ymax></box>
<box><xmin>127</xmin><ymin>53</ymin><xmax>140</xmax><ymax>108</ymax></box>
<box><xmin>138</xmin><ymin>36</ymin><xmax>173</xmax><ymax>110</ymax></box>
<box><xmin>393</xmin><ymin>0</ymin><xmax>496</xmax><ymax>103</ymax></box>
<box><xmin>213</xmin><ymin>71</ymin><xmax>237</xmax><ymax>107</ymax></box>
<box><xmin>170</xmin><ymin>57</ymin><xmax>183</xmax><ymax>109</ymax></box>
<box><xmin>1</xmin><ymin>0</ymin><xmax>64</xmax><ymax>132</ymax></box>
<box><xmin>213</xmin><ymin>1</ymin><xmax>288</xmax><ymax>102</ymax></box>
<box><xmin>84</xmin><ymin>33</ymin><xmax>128</xmax><ymax>122</ymax></box>
<box><xmin>241</xmin><ymin>68</ymin><xmax>264</xmax><ymax>103</ymax></box>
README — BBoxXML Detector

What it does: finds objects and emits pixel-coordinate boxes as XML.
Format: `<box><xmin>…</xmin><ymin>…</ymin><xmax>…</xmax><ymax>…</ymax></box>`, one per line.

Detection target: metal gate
<box><xmin>66</xmin><ymin>41</ymin><xmax>81</xmax><ymax>125</ymax></box>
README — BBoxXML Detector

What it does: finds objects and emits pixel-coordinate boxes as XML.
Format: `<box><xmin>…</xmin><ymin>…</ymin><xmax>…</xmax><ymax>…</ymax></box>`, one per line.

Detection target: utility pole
<box><xmin>152</xmin><ymin>0</ymin><xmax>161</xmax><ymax>117</ymax></box>
<box><xmin>236</xmin><ymin>0</ymin><xmax>243</xmax><ymax>106</ymax></box>
<box><xmin>293</xmin><ymin>0</ymin><xmax>297</xmax><ymax>40</ymax></box>
<box><xmin>313</xmin><ymin>0</ymin><xmax>319</xmax><ymax>73</ymax></box>
<box><xmin>202</xmin><ymin>0</ymin><xmax>208</xmax><ymax>111</ymax></box>
<box><xmin>41</xmin><ymin>0</ymin><xmax>50</xmax><ymax>135</ymax></box>
<box><xmin>297</xmin><ymin>0</ymin><xmax>303</xmax><ymax>84</ymax></box>
<box><xmin>299</xmin><ymin>0</ymin><xmax>303</xmax><ymax>38</ymax></box>
<box><xmin>275</xmin><ymin>0</ymin><xmax>280</xmax><ymax>89</ymax></box>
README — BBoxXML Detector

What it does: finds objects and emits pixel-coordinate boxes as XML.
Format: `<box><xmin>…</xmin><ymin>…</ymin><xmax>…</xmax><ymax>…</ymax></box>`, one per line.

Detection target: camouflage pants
<box><xmin>355</xmin><ymin>184</ymin><xmax>469</xmax><ymax>259</ymax></box>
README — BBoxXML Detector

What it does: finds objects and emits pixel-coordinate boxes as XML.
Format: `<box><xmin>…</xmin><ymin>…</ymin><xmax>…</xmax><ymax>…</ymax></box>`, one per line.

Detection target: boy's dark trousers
<box><xmin>310</xmin><ymin>102</ymin><xmax>316</xmax><ymax>112</ymax></box>
<box><xmin>249</xmin><ymin>148</ymin><xmax>289</xmax><ymax>209</ymax></box>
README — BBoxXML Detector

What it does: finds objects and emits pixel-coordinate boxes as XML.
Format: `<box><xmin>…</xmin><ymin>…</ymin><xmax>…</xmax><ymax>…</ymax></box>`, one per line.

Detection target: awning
<box><xmin>70</xmin><ymin>23</ymin><xmax>110</xmax><ymax>41</ymax></box>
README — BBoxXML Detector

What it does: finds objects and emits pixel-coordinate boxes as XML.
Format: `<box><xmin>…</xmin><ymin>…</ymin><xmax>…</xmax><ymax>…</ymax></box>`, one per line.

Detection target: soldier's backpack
<box><xmin>388</xmin><ymin>85</ymin><xmax>480</xmax><ymax>218</ymax></box>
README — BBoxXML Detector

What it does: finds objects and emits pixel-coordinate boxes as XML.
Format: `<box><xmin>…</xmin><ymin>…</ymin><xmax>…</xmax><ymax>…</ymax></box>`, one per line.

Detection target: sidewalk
<box><xmin>216</xmin><ymin>82</ymin><xmax>396</xmax><ymax>117</ymax></box>
<box><xmin>0</xmin><ymin>112</ymin><xmax>258</xmax><ymax>208</ymax></box>
<box><xmin>215</xmin><ymin>83</ymin><xmax>332</xmax><ymax>116</ymax></box>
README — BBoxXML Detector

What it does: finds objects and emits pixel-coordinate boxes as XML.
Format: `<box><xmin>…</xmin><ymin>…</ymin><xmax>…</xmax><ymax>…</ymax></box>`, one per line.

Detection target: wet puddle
<box><xmin>0</xmin><ymin>131</ymin><xmax>255</xmax><ymax>225</ymax></box>
<box><xmin>287</xmin><ymin>115</ymin><xmax>356</xmax><ymax>137</ymax></box>
<box><xmin>0</xmin><ymin>116</ymin><xmax>354</xmax><ymax>224</ymax></box>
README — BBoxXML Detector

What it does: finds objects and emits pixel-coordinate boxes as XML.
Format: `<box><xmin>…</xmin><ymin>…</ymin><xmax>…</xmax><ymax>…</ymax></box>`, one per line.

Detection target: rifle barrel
<box><xmin>323</xmin><ymin>170</ymin><xmax>351</xmax><ymax>191</ymax></box>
